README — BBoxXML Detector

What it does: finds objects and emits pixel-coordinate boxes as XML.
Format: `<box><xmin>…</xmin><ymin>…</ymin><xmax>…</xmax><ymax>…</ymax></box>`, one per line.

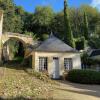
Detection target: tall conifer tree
<box><xmin>64</xmin><ymin>0</ymin><xmax>74</xmax><ymax>48</ymax></box>
<box><xmin>83</xmin><ymin>12</ymin><xmax>89</xmax><ymax>40</ymax></box>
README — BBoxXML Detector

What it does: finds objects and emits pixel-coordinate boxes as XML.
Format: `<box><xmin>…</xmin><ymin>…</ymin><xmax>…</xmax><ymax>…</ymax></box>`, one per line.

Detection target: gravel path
<box><xmin>53</xmin><ymin>81</ymin><xmax>100</xmax><ymax>100</ymax></box>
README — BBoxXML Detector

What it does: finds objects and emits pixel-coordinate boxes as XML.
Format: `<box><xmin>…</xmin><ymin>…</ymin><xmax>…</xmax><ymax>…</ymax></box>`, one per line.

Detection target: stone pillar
<box><xmin>0</xmin><ymin>10</ymin><xmax>3</xmax><ymax>64</ymax></box>
<box><xmin>0</xmin><ymin>10</ymin><xmax>3</xmax><ymax>35</ymax></box>
<box><xmin>3</xmin><ymin>43</ymin><xmax>10</xmax><ymax>61</ymax></box>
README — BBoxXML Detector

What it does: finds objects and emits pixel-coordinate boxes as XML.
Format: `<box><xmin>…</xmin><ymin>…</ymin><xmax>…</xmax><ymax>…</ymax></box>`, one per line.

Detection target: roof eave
<box><xmin>32</xmin><ymin>50</ymin><xmax>79</xmax><ymax>53</ymax></box>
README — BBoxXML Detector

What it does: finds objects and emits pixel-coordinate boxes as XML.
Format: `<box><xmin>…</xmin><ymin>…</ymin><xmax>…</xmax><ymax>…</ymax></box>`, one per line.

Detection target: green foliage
<box><xmin>81</xmin><ymin>52</ymin><xmax>91</xmax><ymax>67</ymax></box>
<box><xmin>79</xmin><ymin>5</ymin><xmax>100</xmax><ymax>35</ymax></box>
<box><xmin>8</xmin><ymin>39</ymin><xmax>19</xmax><ymax>59</ymax></box>
<box><xmin>0</xmin><ymin>0</ymin><xmax>24</xmax><ymax>33</ymax></box>
<box><xmin>42</xmin><ymin>33</ymin><xmax>49</xmax><ymax>40</ymax></box>
<box><xmin>51</xmin><ymin>12</ymin><xmax>65</xmax><ymax>39</ymax></box>
<box><xmin>83</xmin><ymin>12</ymin><xmax>89</xmax><ymax>40</ymax></box>
<box><xmin>81</xmin><ymin>52</ymin><xmax>100</xmax><ymax>67</ymax></box>
<box><xmin>88</xmin><ymin>36</ymin><xmax>100</xmax><ymax>49</ymax></box>
<box><xmin>5</xmin><ymin>39</ymin><xmax>24</xmax><ymax>60</ymax></box>
<box><xmin>23</xmin><ymin>13</ymin><xmax>34</xmax><ymax>33</ymax></box>
<box><xmin>32</xmin><ymin>6</ymin><xmax>54</xmax><ymax>37</ymax></box>
<box><xmin>69</xmin><ymin>8</ymin><xmax>83</xmax><ymax>38</ymax></box>
<box><xmin>14</xmin><ymin>56</ymin><xmax>24</xmax><ymax>62</ymax></box>
<box><xmin>0</xmin><ymin>0</ymin><xmax>100</xmax><ymax>50</ymax></box>
<box><xmin>15</xmin><ymin>6</ymin><xmax>25</xmax><ymax>16</ymax></box>
<box><xmin>67</xmin><ymin>69</ymin><xmax>100</xmax><ymax>84</ymax></box>
<box><xmin>34</xmin><ymin>6</ymin><xmax>54</xmax><ymax>26</ymax></box>
<box><xmin>75</xmin><ymin>37</ymin><xmax>86</xmax><ymax>50</ymax></box>
<box><xmin>64</xmin><ymin>0</ymin><xmax>75</xmax><ymax>48</ymax></box>
<box><xmin>28</xmin><ymin>70</ymin><xmax>52</xmax><ymax>82</ymax></box>
<box><xmin>24</xmin><ymin>31</ymin><xmax>39</xmax><ymax>41</ymax></box>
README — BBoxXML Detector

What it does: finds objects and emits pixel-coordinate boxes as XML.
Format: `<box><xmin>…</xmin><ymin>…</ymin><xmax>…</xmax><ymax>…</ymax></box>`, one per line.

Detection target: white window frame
<box><xmin>64</xmin><ymin>58</ymin><xmax>72</xmax><ymax>70</ymax></box>
<box><xmin>39</xmin><ymin>57</ymin><xmax>48</xmax><ymax>71</ymax></box>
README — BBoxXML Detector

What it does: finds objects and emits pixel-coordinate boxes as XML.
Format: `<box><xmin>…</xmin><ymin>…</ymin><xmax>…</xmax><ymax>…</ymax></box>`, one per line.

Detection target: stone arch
<box><xmin>2</xmin><ymin>38</ymin><xmax>25</xmax><ymax>61</ymax></box>
<box><xmin>2</xmin><ymin>33</ymin><xmax>33</xmax><ymax>46</ymax></box>
<box><xmin>1</xmin><ymin>33</ymin><xmax>34</xmax><ymax>62</ymax></box>
<box><xmin>3</xmin><ymin>37</ymin><xmax>26</xmax><ymax>48</ymax></box>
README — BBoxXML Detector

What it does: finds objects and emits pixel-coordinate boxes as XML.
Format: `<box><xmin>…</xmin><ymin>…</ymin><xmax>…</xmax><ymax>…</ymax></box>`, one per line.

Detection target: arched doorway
<box><xmin>2</xmin><ymin>37</ymin><xmax>25</xmax><ymax>64</ymax></box>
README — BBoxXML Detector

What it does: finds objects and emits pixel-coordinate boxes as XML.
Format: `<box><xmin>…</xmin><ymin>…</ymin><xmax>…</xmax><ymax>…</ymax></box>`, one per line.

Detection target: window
<box><xmin>64</xmin><ymin>58</ymin><xmax>72</xmax><ymax>70</ymax></box>
<box><xmin>39</xmin><ymin>57</ymin><xmax>48</xmax><ymax>71</ymax></box>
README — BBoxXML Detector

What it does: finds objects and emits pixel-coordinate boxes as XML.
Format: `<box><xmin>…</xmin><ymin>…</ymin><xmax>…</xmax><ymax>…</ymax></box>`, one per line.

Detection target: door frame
<box><xmin>52</xmin><ymin>57</ymin><xmax>60</xmax><ymax>79</ymax></box>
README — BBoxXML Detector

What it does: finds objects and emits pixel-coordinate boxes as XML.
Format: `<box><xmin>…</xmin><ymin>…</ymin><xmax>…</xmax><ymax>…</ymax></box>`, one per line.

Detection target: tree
<box><xmin>0</xmin><ymin>0</ymin><xmax>100</xmax><ymax>50</ymax></box>
<box><xmin>42</xmin><ymin>34</ymin><xmax>49</xmax><ymax>40</ymax></box>
<box><xmin>64</xmin><ymin>0</ymin><xmax>75</xmax><ymax>48</ymax></box>
<box><xmin>0</xmin><ymin>0</ymin><xmax>15</xmax><ymax>32</ymax></box>
<box><xmin>23</xmin><ymin>13</ymin><xmax>34</xmax><ymax>33</ymax></box>
<box><xmin>25</xmin><ymin>31</ymin><xmax>39</xmax><ymax>41</ymax></box>
<box><xmin>75</xmin><ymin>37</ymin><xmax>86</xmax><ymax>50</ymax></box>
<box><xmin>51</xmin><ymin>12</ymin><xmax>65</xmax><ymax>39</ymax></box>
<box><xmin>69</xmin><ymin>8</ymin><xmax>84</xmax><ymax>38</ymax></box>
<box><xmin>83</xmin><ymin>12</ymin><xmax>89</xmax><ymax>40</ymax></box>
<box><xmin>32</xmin><ymin>6</ymin><xmax>54</xmax><ymax>38</ymax></box>
<box><xmin>88</xmin><ymin>36</ymin><xmax>100</xmax><ymax>49</ymax></box>
<box><xmin>15</xmin><ymin>6</ymin><xmax>25</xmax><ymax>16</ymax></box>
<box><xmin>0</xmin><ymin>0</ymin><xmax>24</xmax><ymax>33</ymax></box>
<box><xmin>79</xmin><ymin>5</ymin><xmax>100</xmax><ymax>35</ymax></box>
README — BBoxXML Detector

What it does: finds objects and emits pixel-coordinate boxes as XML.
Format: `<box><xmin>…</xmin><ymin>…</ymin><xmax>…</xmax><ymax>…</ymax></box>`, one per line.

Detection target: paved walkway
<box><xmin>53</xmin><ymin>81</ymin><xmax>100</xmax><ymax>100</ymax></box>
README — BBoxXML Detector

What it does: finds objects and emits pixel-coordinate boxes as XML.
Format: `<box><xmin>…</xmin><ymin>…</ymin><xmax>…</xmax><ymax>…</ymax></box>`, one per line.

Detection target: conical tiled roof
<box><xmin>35</xmin><ymin>35</ymin><xmax>76</xmax><ymax>52</ymax></box>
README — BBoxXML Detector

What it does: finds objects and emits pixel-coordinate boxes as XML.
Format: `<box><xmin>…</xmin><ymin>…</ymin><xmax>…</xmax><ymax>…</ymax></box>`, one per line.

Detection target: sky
<box><xmin>14</xmin><ymin>0</ymin><xmax>100</xmax><ymax>12</ymax></box>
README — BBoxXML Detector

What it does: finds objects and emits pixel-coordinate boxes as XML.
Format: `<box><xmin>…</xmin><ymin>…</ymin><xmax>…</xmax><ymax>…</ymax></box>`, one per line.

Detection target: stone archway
<box><xmin>2</xmin><ymin>32</ymin><xmax>33</xmax><ymax>46</ymax></box>
<box><xmin>0</xmin><ymin>32</ymin><xmax>34</xmax><ymax>63</ymax></box>
<box><xmin>2</xmin><ymin>38</ymin><xmax>25</xmax><ymax>62</ymax></box>
<box><xmin>0</xmin><ymin>11</ymin><xmax>34</xmax><ymax>64</ymax></box>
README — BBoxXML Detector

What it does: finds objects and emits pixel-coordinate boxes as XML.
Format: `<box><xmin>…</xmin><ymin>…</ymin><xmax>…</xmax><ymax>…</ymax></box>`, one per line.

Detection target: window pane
<box><xmin>64</xmin><ymin>58</ymin><xmax>72</xmax><ymax>70</ymax></box>
<box><xmin>39</xmin><ymin>57</ymin><xmax>48</xmax><ymax>71</ymax></box>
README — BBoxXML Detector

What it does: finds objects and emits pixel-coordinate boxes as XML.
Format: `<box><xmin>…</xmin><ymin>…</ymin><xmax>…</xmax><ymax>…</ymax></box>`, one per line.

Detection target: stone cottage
<box><xmin>31</xmin><ymin>35</ymin><xmax>81</xmax><ymax>79</ymax></box>
<box><xmin>0</xmin><ymin>10</ymin><xmax>81</xmax><ymax>79</ymax></box>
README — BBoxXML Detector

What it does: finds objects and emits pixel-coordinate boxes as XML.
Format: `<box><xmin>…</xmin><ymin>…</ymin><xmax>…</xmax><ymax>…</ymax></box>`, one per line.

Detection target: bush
<box><xmin>67</xmin><ymin>69</ymin><xmax>100</xmax><ymax>84</ymax></box>
<box><xmin>30</xmin><ymin>70</ymin><xmax>51</xmax><ymax>82</ymax></box>
<box><xmin>75</xmin><ymin>37</ymin><xmax>86</xmax><ymax>50</ymax></box>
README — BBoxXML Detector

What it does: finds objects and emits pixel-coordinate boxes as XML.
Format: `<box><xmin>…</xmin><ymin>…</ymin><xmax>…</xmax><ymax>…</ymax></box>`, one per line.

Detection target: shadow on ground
<box><xmin>0</xmin><ymin>60</ymin><xmax>33</xmax><ymax>78</ymax></box>
<box><xmin>55</xmin><ymin>80</ymin><xmax>100</xmax><ymax>99</ymax></box>
<box><xmin>0</xmin><ymin>60</ymin><xmax>31</xmax><ymax>70</ymax></box>
<box><xmin>0</xmin><ymin>97</ymin><xmax>54</xmax><ymax>100</ymax></box>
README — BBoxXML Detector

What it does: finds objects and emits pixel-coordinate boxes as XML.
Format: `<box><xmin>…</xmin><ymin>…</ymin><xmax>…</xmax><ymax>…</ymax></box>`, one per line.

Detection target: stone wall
<box><xmin>0</xmin><ymin>10</ymin><xmax>3</xmax><ymax>35</ymax></box>
<box><xmin>0</xmin><ymin>10</ymin><xmax>3</xmax><ymax>64</ymax></box>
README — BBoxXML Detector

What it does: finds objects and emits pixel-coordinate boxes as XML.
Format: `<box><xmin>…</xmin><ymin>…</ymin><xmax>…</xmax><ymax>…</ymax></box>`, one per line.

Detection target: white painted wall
<box><xmin>33</xmin><ymin>51</ymin><xmax>81</xmax><ymax>77</ymax></box>
<box><xmin>72</xmin><ymin>54</ymin><xmax>81</xmax><ymax>69</ymax></box>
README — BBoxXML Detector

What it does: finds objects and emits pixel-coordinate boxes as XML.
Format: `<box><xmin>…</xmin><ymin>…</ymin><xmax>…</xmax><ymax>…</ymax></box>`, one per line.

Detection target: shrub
<box><xmin>67</xmin><ymin>69</ymin><xmax>100</xmax><ymax>84</ymax></box>
<box><xmin>30</xmin><ymin>70</ymin><xmax>50</xmax><ymax>82</ymax></box>
<box><xmin>75</xmin><ymin>37</ymin><xmax>86</xmax><ymax>50</ymax></box>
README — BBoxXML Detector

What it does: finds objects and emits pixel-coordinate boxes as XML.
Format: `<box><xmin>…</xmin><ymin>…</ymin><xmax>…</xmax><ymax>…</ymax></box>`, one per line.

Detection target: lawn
<box><xmin>0</xmin><ymin>64</ymin><xmax>53</xmax><ymax>100</ymax></box>
<box><xmin>0</xmin><ymin>64</ymin><xmax>100</xmax><ymax>100</ymax></box>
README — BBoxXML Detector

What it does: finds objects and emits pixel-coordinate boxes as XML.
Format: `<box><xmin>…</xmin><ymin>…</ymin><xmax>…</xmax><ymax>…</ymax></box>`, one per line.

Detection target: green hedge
<box><xmin>67</xmin><ymin>69</ymin><xmax>100</xmax><ymax>84</ymax></box>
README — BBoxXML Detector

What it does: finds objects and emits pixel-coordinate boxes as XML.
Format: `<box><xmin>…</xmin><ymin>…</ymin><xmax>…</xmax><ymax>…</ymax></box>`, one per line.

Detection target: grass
<box><xmin>0</xmin><ymin>64</ymin><xmax>100</xmax><ymax>100</ymax></box>
<box><xmin>0</xmin><ymin>64</ymin><xmax>54</xmax><ymax>99</ymax></box>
